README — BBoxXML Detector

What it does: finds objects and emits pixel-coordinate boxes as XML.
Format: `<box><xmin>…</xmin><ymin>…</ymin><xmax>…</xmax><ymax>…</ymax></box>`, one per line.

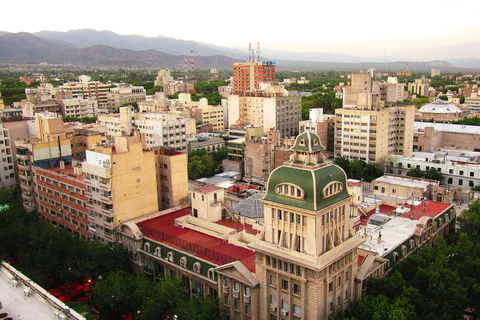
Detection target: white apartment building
<box><xmin>58</xmin><ymin>98</ymin><xmax>96</xmax><ymax>118</ymax></box>
<box><xmin>135</xmin><ymin>112</ymin><xmax>194</xmax><ymax>152</ymax></box>
<box><xmin>334</xmin><ymin>105</ymin><xmax>415</xmax><ymax>163</ymax></box>
<box><xmin>227</xmin><ymin>92</ymin><xmax>302</xmax><ymax>136</ymax></box>
<box><xmin>391</xmin><ymin>151</ymin><xmax>480</xmax><ymax>189</ymax></box>
<box><xmin>107</xmin><ymin>85</ymin><xmax>147</xmax><ymax>110</ymax></box>
<box><xmin>0</xmin><ymin>122</ymin><xmax>15</xmax><ymax>188</ymax></box>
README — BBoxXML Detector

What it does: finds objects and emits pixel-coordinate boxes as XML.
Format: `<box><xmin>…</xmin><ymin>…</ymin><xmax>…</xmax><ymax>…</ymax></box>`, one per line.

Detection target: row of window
<box><xmin>265</xmin><ymin>255</ymin><xmax>303</xmax><ymax>277</ymax></box>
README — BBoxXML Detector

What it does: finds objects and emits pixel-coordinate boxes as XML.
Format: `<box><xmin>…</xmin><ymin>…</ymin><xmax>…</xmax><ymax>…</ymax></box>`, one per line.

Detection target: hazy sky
<box><xmin>3</xmin><ymin>0</ymin><xmax>480</xmax><ymax>60</ymax></box>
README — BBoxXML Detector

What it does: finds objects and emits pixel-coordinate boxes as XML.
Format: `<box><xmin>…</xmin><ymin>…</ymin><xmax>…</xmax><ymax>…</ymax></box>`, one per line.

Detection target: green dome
<box><xmin>263</xmin><ymin>163</ymin><xmax>350</xmax><ymax>211</ymax></box>
<box><xmin>291</xmin><ymin>131</ymin><xmax>325</xmax><ymax>153</ymax></box>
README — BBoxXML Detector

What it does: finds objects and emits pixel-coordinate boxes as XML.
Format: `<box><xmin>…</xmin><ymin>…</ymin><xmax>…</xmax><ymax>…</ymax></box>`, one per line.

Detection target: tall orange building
<box><xmin>233</xmin><ymin>61</ymin><xmax>276</xmax><ymax>94</ymax></box>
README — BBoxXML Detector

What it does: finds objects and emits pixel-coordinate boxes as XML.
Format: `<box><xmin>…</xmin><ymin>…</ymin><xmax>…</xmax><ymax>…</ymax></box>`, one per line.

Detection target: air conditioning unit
<box><xmin>270</xmin><ymin>306</ymin><xmax>277</xmax><ymax>312</ymax></box>
<box><xmin>280</xmin><ymin>309</ymin><xmax>289</xmax><ymax>316</ymax></box>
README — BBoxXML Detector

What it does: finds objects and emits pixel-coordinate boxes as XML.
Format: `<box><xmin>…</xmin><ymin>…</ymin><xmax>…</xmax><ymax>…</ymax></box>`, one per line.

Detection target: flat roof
<box><xmin>415</xmin><ymin>121</ymin><xmax>480</xmax><ymax>135</ymax></box>
<box><xmin>358</xmin><ymin>215</ymin><xmax>417</xmax><ymax>257</ymax></box>
<box><xmin>397</xmin><ymin>200</ymin><xmax>451</xmax><ymax>220</ymax></box>
<box><xmin>0</xmin><ymin>263</ymin><xmax>85</xmax><ymax>320</ymax></box>
<box><xmin>137</xmin><ymin>208</ymin><xmax>256</xmax><ymax>272</ymax></box>
<box><xmin>38</xmin><ymin>164</ymin><xmax>84</xmax><ymax>180</ymax></box>
<box><xmin>374</xmin><ymin>176</ymin><xmax>430</xmax><ymax>189</ymax></box>
<box><xmin>193</xmin><ymin>185</ymin><xmax>223</xmax><ymax>194</ymax></box>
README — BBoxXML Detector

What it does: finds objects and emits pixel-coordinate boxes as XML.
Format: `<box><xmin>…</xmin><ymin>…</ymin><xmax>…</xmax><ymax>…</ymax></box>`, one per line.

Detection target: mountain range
<box><xmin>1</xmin><ymin>29</ymin><xmax>479</xmax><ymax>71</ymax></box>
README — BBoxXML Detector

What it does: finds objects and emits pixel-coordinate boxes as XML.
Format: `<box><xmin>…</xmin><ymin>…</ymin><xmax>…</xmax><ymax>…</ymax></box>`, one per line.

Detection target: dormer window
<box><xmin>299</xmin><ymin>139</ymin><xmax>306</xmax><ymax>146</ymax></box>
<box><xmin>313</xmin><ymin>139</ymin><xmax>319</xmax><ymax>146</ymax></box>
<box><xmin>275</xmin><ymin>183</ymin><xmax>305</xmax><ymax>200</ymax></box>
<box><xmin>322</xmin><ymin>181</ymin><xmax>343</xmax><ymax>198</ymax></box>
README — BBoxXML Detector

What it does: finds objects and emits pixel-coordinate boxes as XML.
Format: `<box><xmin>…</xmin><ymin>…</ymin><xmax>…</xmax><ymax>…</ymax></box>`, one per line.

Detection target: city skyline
<box><xmin>2</xmin><ymin>0</ymin><xmax>480</xmax><ymax>61</ymax></box>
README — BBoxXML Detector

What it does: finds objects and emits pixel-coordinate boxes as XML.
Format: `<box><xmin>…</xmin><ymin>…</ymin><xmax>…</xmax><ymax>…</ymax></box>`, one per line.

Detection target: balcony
<box><xmin>103</xmin><ymin>220</ymin><xmax>115</xmax><ymax>230</ymax></box>
<box><xmin>19</xmin><ymin>174</ymin><xmax>32</xmax><ymax>182</ymax></box>
<box><xmin>102</xmin><ymin>207</ymin><xmax>114</xmax><ymax>216</ymax></box>
<box><xmin>100</xmin><ymin>195</ymin><xmax>113</xmax><ymax>204</ymax></box>
<box><xmin>233</xmin><ymin>289</ymin><xmax>240</xmax><ymax>299</ymax></box>
<box><xmin>16</xmin><ymin>154</ymin><xmax>29</xmax><ymax>162</ymax></box>
<box><xmin>22</xmin><ymin>193</ymin><xmax>34</xmax><ymax>202</ymax></box>
<box><xmin>17</xmin><ymin>163</ymin><xmax>30</xmax><ymax>171</ymax></box>
<box><xmin>20</xmin><ymin>184</ymin><xmax>33</xmax><ymax>193</ymax></box>
<box><xmin>222</xmin><ymin>285</ymin><xmax>229</xmax><ymax>294</ymax></box>
<box><xmin>244</xmin><ymin>294</ymin><xmax>251</xmax><ymax>303</ymax></box>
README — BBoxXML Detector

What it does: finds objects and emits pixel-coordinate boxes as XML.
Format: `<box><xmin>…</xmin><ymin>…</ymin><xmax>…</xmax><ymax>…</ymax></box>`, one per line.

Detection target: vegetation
<box><xmin>187</xmin><ymin>147</ymin><xmax>229</xmax><ymax>180</ymax></box>
<box><xmin>333</xmin><ymin>157</ymin><xmax>384</xmax><ymax>182</ymax></box>
<box><xmin>91</xmin><ymin>271</ymin><xmax>221</xmax><ymax>320</ymax></box>
<box><xmin>406</xmin><ymin>166</ymin><xmax>445</xmax><ymax>184</ymax></box>
<box><xmin>301</xmin><ymin>90</ymin><xmax>342</xmax><ymax>119</ymax></box>
<box><xmin>332</xmin><ymin>199</ymin><xmax>480</xmax><ymax>320</ymax></box>
<box><xmin>0</xmin><ymin>186</ymin><xmax>220</xmax><ymax>319</ymax></box>
<box><xmin>63</xmin><ymin>116</ymin><xmax>97</xmax><ymax>123</ymax></box>
<box><xmin>194</xmin><ymin>80</ymin><xmax>228</xmax><ymax>106</ymax></box>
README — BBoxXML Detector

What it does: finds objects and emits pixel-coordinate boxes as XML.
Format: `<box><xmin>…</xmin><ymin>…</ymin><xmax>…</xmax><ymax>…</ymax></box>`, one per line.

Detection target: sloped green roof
<box><xmin>263</xmin><ymin>163</ymin><xmax>350</xmax><ymax>211</ymax></box>
<box><xmin>291</xmin><ymin>131</ymin><xmax>325</xmax><ymax>153</ymax></box>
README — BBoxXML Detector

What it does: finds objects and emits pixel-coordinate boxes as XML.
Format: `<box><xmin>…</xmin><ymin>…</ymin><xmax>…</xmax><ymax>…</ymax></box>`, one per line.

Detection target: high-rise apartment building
<box><xmin>155</xmin><ymin>148</ymin><xmax>189</xmax><ymax>210</ymax></box>
<box><xmin>0</xmin><ymin>122</ymin><xmax>16</xmax><ymax>188</ymax></box>
<box><xmin>82</xmin><ymin>135</ymin><xmax>159</xmax><ymax>243</ymax></box>
<box><xmin>227</xmin><ymin>92</ymin><xmax>301</xmax><ymax>137</ymax></box>
<box><xmin>16</xmin><ymin>115</ymin><xmax>73</xmax><ymax>211</ymax></box>
<box><xmin>334</xmin><ymin>105</ymin><xmax>415</xmax><ymax>163</ymax></box>
<box><xmin>233</xmin><ymin>61</ymin><xmax>276</xmax><ymax>94</ymax></box>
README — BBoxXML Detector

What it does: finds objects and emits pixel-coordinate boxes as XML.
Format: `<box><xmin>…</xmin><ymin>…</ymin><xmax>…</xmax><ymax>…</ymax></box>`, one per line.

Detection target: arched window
<box><xmin>208</xmin><ymin>268</ymin><xmax>215</xmax><ymax>280</ymax></box>
<box><xmin>180</xmin><ymin>256</ymin><xmax>187</xmax><ymax>268</ymax></box>
<box><xmin>154</xmin><ymin>247</ymin><xmax>161</xmax><ymax>257</ymax></box>
<box><xmin>167</xmin><ymin>251</ymin><xmax>173</xmax><ymax>262</ymax></box>
<box><xmin>193</xmin><ymin>262</ymin><xmax>201</xmax><ymax>273</ymax></box>
<box><xmin>275</xmin><ymin>183</ymin><xmax>305</xmax><ymax>200</ymax></box>
<box><xmin>323</xmin><ymin>182</ymin><xmax>343</xmax><ymax>198</ymax></box>
<box><xmin>143</xmin><ymin>242</ymin><xmax>150</xmax><ymax>253</ymax></box>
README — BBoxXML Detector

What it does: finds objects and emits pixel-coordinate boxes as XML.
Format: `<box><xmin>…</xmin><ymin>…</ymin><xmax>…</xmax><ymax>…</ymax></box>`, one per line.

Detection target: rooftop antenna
<box><xmin>406</xmin><ymin>63</ymin><xmax>409</xmax><ymax>83</ymax></box>
<box><xmin>249</xmin><ymin>42</ymin><xmax>252</xmax><ymax>62</ymax></box>
<box><xmin>121</xmin><ymin>43</ymin><xmax>126</xmax><ymax>76</ymax></box>
<box><xmin>184</xmin><ymin>54</ymin><xmax>188</xmax><ymax>82</ymax></box>
<box><xmin>190</xmin><ymin>50</ymin><xmax>195</xmax><ymax>83</ymax></box>
<box><xmin>257</xmin><ymin>42</ymin><xmax>261</xmax><ymax>62</ymax></box>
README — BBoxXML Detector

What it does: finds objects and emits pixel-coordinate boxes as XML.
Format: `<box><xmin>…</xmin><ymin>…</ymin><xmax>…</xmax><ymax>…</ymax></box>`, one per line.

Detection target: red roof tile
<box><xmin>194</xmin><ymin>185</ymin><xmax>223</xmax><ymax>194</ymax></box>
<box><xmin>138</xmin><ymin>208</ymin><xmax>256</xmax><ymax>272</ymax></box>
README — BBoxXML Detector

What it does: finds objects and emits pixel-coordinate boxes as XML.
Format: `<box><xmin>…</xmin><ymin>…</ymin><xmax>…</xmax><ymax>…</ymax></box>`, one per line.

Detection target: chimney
<box><xmin>377</xmin><ymin>231</ymin><xmax>382</xmax><ymax>243</ymax></box>
<box><xmin>59</xmin><ymin>160</ymin><xmax>65</xmax><ymax>170</ymax></box>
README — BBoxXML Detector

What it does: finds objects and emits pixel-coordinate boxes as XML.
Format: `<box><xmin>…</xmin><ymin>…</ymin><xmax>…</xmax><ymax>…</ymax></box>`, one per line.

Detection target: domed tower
<box><xmin>249</xmin><ymin>132</ymin><xmax>364</xmax><ymax>319</ymax></box>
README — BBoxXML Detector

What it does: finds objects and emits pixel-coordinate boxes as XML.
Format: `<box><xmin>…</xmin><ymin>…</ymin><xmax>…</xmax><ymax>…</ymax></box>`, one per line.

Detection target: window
<box><xmin>269</xmin><ymin>274</ymin><xmax>277</xmax><ymax>286</ymax></box>
<box><xmin>470</xmin><ymin>172</ymin><xmax>475</xmax><ymax>177</ymax></box>
<box><xmin>270</xmin><ymin>294</ymin><xmax>277</xmax><ymax>306</ymax></box>
<box><xmin>323</xmin><ymin>181</ymin><xmax>343</xmax><ymax>198</ymax></box>
<box><xmin>460</xmin><ymin>170</ymin><xmax>464</xmax><ymax>175</ymax></box>
<box><xmin>244</xmin><ymin>286</ymin><xmax>250</xmax><ymax>297</ymax></box>
<box><xmin>193</xmin><ymin>262</ymin><xmax>201</xmax><ymax>273</ymax></box>
<box><xmin>293</xmin><ymin>283</ymin><xmax>301</xmax><ymax>295</ymax></box>
<box><xmin>293</xmin><ymin>304</ymin><xmax>301</xmax><ymax>317</ymax></box>
<box><xmin>329</xmin><ymin>281</ymin><xmax>333</xmax><ymax>292</ymax></box>
<box><xmin>281</xmin><ymin>279</ymin><xmax>289</xmax><ymax>290</ymax></box>
<box><xmin>167</xmin><ymin>252</ymin><xmax>173</xmax><ymax>262</ymax></box>
<box><xmin>282</xmin><ymin>299</ymin><xmax>289</xmax><ymax>311</ymax></box>
<box><xmin>328</xmin><ymin>302</ymin><xmax>333</xmax><ymax>313</ymax></box>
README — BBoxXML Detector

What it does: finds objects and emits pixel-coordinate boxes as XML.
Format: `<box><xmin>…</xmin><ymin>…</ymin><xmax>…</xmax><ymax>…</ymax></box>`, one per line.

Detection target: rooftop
<box><xmin>193</xmin><ymin>185</ymin><xmax>223</xmax><ymax>194</ymax></box>
<box><xmin>137</xmin><ymin>208</ymin><xmax>256</xmax><ymax>272</ymax></box>
<box><xmin>415</xmin><ymin>121</ymin><xmax>480</xmax><ymax>135</ymax></box>
<box><xmin>373</xmin><ymin>175</ymin><xmax>430</xmax><ymax>190</ymax></box>
<box><xmin>38</xmin><ymin>164</ymin><xmax>84</xmax><ymax>180</ymax></box>
<box><xmin>0</xmin><ymin>262</ymin><xmax>85</xmax><ymax>320</ymax></box>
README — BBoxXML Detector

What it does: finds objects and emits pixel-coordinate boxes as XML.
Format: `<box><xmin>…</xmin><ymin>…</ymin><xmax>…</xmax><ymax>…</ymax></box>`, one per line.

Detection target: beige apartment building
<box><xmin>227</xmin><ymin>92</ymin><xmax>302</xmax><ymax>137</ymax></box>
<box><xmin>155</xmin><ymin>148</ymin><xmax>189</xmax><ymax>210</ymax></box>
<box><xmin>334</xmin><ymin>105</ymin><xmax>415</xmax><ymax>163</ymax></box>
<box><xmin>82</xmin><ymin>135</ymin><xmax>159</xmax><ymax>243</ymax></box>
<box><xmin>193</xmin><ymin>104</ymin><xmax>225</xmax><ymax>132</ymax></box>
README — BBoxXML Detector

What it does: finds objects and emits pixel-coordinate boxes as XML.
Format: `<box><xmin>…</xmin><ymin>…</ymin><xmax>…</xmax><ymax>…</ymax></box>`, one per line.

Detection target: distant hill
<box><xmin>34</xmin><ymin>29</ymin><xmax>247</xmax><ymax>60</ymax></box>
<box><xmin>0</xmin><ymin>31</ymin><xmax>476</xmax><ymax>72</ymax></box>
<box><xmin>0</xmin><ymin>32</ymin><xmax>239</xmax><ymax>68</ymax></box>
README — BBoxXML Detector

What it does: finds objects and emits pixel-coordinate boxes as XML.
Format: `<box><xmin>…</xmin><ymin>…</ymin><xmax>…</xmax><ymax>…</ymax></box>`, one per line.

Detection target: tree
<box><xmin>424</xmin><ymin>167</ymin><xmax>444</xmax><ymax>184</ymax></box>
<box><xmin>334</xmin><ymin>156</ymin><xmax>350</xmax><ymax>177</ymax></box>
<box><xmin>349</xmin><ymin>160</ymin><xmax>365</xmax><ymax>180</ymax></box>
<box><xmin>458</xmin><ymin>199</ymin><xmax>480</xmax><ymax>236</ymax></box>
<box><xmin>406</xmin><ymin>167</ymin><xmax>424</xmax><ymax>178</ymax></box>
